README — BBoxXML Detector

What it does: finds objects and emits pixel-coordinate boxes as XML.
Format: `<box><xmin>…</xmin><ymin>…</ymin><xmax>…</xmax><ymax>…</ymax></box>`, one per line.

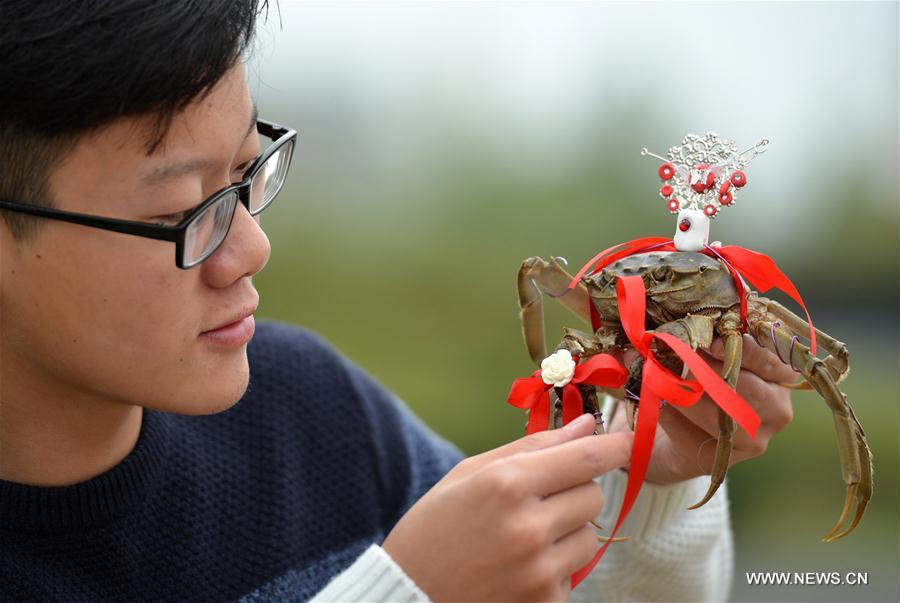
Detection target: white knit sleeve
<box><xmin>569</xmin><ymin>468</ymin><xmax>734</xmax><ymax>603</ymax></box>
<box><xmin>309</xmin><ymin>544</ymin><xmax>431</xmax><ymax>603</ymax></box>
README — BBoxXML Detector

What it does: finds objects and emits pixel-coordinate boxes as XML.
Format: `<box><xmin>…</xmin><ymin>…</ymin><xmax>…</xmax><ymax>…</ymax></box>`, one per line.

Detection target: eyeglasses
<box><xmin>0</xmin><ymin>118</ymin><xmax>297</xmax><ymax>268</ymax></box>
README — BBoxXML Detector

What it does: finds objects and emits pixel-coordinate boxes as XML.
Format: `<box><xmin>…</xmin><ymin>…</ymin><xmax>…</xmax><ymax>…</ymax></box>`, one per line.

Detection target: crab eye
<box><xmin>678</xmin><ymin>219</ymin><xmax>691</xmax><ymax>232</ymax></box>
<box><xmin>651</xmin><ymin>266</ymin><xmax>668</xmax><ymax>280</ymax></box>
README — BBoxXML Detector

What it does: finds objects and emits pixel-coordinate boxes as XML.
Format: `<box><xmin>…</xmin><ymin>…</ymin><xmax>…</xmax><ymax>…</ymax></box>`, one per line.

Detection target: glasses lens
<box><xmin>249</xmin><ymin>139</ymin><xmax>293</xmax><ymax>214</ymax></box>
<box><xmin>183</xmin><ymin>190</ymin><xmax>238</xmax><ymax>267</ymax></box>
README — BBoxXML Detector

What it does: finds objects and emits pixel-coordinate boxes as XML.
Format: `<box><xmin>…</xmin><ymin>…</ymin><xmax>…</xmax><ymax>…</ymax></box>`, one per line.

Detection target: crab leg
<box><xmin>590</xmin><ymin>517</ymin><xmax>630</xmax><ymax>543</ymax></box>
<box><xmin>764</xmin><ymin>298</ymin><xmax>850</xmax><ymax>386</ymax></box>
<box><xmin>626</xmin><ymin>313</ymin><xmax>741</xmax><ymax>509</ymax></box>
<box><xmin>748</xmin><ymin>318</ymin><xmax>872</xmax><ymax>541</ymax></box>
<box><xmin>640</xmin><ymin>313</ymin><xmax>738</xmax><ymax>509</ymax></box>
<box><xmin>517</xmin><ymin>257</ymin><xmax>591</xmax><ymax>365</ymax></box>
<box><xmin>688</xmin><ymin>324</ymin><xmax>742</xmax><ymax>510</ymax></box>
<box><xmin>550</xmin><ymin>387</ymin><xmax>564</xmax><ymax>430</ymax></box>
<box><xmin>577</xmin><ymin>384</ymin><xmax>607</xmax><ymax>435</ymax></box>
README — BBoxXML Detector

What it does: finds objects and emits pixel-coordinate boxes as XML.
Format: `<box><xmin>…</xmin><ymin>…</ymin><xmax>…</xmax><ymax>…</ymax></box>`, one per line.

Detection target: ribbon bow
<box><xmin>508</xmin><ymin>353</ymin><xmax>627</xmax><ymax>435</ymax></box>
<box><xmin>570</xmin><ymin>275</ymin><xmax>762</xmax><ymax>588</ymax></box>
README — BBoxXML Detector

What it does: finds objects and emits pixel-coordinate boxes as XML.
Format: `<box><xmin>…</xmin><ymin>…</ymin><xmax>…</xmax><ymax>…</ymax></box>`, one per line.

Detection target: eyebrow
<box><xmin>142</xmin><ymin>102</ymin><xmax>259</xmax><ymax>185</ymax></box>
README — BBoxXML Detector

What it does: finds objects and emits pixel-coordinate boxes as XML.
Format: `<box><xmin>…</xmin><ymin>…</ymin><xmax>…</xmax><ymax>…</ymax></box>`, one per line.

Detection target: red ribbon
<box><xmin>508</xmin><ymin>354</ymin><xmax>627</xmax><ymax>435</ymax></box>
<box><xmin>566</xmin><ymin>237</ymin><xmax>817</xmax><ymax>355</ymax></box>
<box><xmin>714</xmin><ymin>244</ymin><xmax>817</xmax><ymax>355</ymax></box>
<box><xmin>570</xmin><ymin>275</ymin><xmax>761</xmax><ymax>588</ymax></box>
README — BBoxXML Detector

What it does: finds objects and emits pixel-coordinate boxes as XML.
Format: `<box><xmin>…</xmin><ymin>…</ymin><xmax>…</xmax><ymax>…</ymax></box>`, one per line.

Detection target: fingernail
<box><xmin>563</xmin><ymin>413</ymin><xmax>592</xmax><ymax>432</ymax></box>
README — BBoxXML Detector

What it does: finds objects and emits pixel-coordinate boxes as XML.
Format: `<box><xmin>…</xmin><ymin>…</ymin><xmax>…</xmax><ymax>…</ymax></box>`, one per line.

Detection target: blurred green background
<box><xmin>250</xmin><ymin>2</ymin><xmax>898</xmax><ymax>601</ymax></box>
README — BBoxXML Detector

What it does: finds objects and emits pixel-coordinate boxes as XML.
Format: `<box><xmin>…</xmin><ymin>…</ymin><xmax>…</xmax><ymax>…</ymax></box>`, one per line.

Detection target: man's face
<box><xmin>0</xmin><ymin>63</ymin><xmax>271</xmax><ymax>415</ymax></box>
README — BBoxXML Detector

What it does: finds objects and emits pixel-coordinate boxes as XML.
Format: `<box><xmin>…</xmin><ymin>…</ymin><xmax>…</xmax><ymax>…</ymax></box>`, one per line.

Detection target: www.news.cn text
<box><xmin>745</xmin><ymin>571</ymin><xmax>868</xmax><ymax>586</ymax></box>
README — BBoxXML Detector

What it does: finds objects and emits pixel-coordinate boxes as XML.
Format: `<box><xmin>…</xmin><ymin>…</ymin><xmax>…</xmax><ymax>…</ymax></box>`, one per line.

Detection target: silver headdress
<box><xmin>641</xmin><ymin>133</ymin><xmax>768</xmax><ymax>251</ymax></box>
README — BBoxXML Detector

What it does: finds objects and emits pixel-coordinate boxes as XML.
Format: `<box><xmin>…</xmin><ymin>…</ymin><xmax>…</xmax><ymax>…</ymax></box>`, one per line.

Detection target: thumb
<box><xmin>465</xmin><ymin>413</ymin><xmax>597</xmax><ymax>473</ymax></box>
<box><xmin>610</xmin><ymin>347</ymin><xmax>641</xmax><ymax>369</ymax></box>
<box><xmin>622</xmin><ymin>348</ymin><xmax>641</xmax><ymax>367</ymax></box>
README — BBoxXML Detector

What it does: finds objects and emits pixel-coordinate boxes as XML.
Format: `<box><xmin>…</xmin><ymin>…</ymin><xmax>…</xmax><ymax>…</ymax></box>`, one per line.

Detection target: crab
<box><xmin>516</xmin><ymin>249</ymin><xmax>873</xmax><ymax>542</ymax></box>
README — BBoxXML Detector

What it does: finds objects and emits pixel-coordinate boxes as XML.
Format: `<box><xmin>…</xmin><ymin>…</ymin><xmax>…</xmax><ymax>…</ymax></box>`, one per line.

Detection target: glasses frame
<box><xmin>0</xmin><ymin>118</ymin><xmax>297</xmax><ymax>268</ymax></box>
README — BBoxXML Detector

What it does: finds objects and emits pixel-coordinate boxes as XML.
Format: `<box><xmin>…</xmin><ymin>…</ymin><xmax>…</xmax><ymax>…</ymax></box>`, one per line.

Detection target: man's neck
<box><xmin>0</xmin><ymin>377</ymin><xmax>143</xmax><ymax>487</ymax></box>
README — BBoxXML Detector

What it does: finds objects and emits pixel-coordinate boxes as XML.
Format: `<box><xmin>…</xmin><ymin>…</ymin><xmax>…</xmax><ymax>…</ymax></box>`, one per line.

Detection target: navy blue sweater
<box><xmin>0</xmin><ymin>321</ymin><xmax>464</xmax><ymax>602</ymax></box>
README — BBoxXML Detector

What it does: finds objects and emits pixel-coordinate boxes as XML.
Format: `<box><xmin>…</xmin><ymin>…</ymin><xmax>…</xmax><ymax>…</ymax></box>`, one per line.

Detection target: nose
<box><xmin>200</xmin><ymin>202</ymin><xmax>271</xmax><ymax>288</ymax></box>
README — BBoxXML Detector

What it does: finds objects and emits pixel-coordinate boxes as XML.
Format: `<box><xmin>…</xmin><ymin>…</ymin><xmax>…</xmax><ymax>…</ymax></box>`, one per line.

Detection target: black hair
<box><xmin>0</xmin><ymin>0</ymin><xmax>268</xmax><ymax>239</ymax></box>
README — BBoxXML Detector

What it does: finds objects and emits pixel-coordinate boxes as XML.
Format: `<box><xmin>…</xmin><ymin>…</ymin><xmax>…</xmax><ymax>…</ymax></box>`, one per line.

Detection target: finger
<box><xmin>675</xmin><ymin>352</ymin><xmax>770</xmax><ymax>444</ymax></box>
<box><xmin>514</xmin><ymin>431</ymin><xmax>633</xmax><ymax>497</ymax></box>
<box><xmin>550</xmin><ymin>523</ymin><xmax>599</xmax><ymax>578</ymax></box>
<box><xmin>622</xmin><ymin>348</ymin><xmax>641</xmax><ymax>367</ymax></box>
<box><xmin>559</xmin><ymin>578</ymin><xmax>572</xmax><ymax>603</ymax></box>
<box><xmin>541</xmin><ymin>480</ymin><xmax>605</xmax><ymax>542</ymax></box>
<box><xmin>657</xmin><ymin>403</ymin><xmax>762</xmax><ymax>479</ymax></box>
<box><xmin>654</xmin><ymin>403</ymin><xmax>716</xmax><ymax>480</ymax></box>
<box><xmin>710</xmin><ymin>333</ymin><xmax>796</xmax><ymax>384</ymax></box>
<box><xmin>609</xmin><ymin>348</ymin><xmax>640</xmax><ymax>368</ymax></box>
<box><xmin>465</xmin><ymin>413</ymin><xmax>598</xmax><ymax>475</ymax></box>
<box><xmin>674</xmin><ymin>354</ymin><xmax>776</xmax><ymax>449</ymax></box>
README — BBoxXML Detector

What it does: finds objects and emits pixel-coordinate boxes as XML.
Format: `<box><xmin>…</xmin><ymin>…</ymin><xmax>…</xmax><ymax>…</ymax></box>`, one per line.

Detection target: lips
<box><xmin>199</xmin><ymin>297</ymin><xmax>259</xmax><ymax>347</ymax></box>
<box><xmin>203</xmin><ymin>304</ymin><xmax>258</xmax><ymax>334</ymax></box>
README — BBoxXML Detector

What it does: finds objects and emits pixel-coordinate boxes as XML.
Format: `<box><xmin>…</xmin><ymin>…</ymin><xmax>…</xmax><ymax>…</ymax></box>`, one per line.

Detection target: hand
<box><xmin>610</xmin><ymin>333</ymin><xmax>795</xmax><ymax>485</ymax></box>
<box><xmin>382</xmin><ymin>413</ymin><xmax>633</xmax><ymax>603</ymax></box>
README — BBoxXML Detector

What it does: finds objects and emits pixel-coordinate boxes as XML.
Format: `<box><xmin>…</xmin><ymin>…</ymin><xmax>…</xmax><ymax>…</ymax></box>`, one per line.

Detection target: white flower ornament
<box><xmin>540</xmin><ymin>350</ymin><xmax>576</xmax><ymax>387</ymax></box>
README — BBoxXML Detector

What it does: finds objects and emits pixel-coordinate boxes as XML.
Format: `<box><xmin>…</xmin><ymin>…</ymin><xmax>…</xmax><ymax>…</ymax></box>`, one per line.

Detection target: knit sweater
<box><xmin>0</xmin><ymin>321</ymin><xmax>732</xmax><ymax>602</ymax></box>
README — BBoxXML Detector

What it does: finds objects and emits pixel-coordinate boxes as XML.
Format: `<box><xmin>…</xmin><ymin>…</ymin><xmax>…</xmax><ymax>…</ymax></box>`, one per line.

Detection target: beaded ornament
<box><xmin>640</xmin><ymin>133</ymin><xmax>768</xmax><ymax>251</ymax></box>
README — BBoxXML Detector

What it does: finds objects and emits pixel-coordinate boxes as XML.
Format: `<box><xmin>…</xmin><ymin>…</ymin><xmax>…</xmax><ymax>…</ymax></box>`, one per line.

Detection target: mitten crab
<box><xmin>516</xmin><ymin>249</ymin><xmax>873</xmax><ymax>542</ymax></box>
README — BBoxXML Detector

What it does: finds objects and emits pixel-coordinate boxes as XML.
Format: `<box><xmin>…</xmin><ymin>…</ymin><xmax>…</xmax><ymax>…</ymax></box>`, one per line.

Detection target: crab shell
<box><xmin>584</xmin><ymin>251</ymin><xmax>741</xmax><ymax>327</ymax></box>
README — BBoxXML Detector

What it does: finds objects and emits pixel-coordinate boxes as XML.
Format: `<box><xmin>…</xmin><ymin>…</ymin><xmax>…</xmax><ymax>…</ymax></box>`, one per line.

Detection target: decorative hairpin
<box><xmin>640</xmin><ymin>133</ymin><xmax>768</xmax><ymax>252</ymax></box>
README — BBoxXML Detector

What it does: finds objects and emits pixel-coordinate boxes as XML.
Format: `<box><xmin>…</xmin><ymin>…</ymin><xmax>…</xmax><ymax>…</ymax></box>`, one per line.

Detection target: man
<box><xmin>0</xmin><ymin>2</ymin><xmax>796</xmax><ymax>601</ymax></box>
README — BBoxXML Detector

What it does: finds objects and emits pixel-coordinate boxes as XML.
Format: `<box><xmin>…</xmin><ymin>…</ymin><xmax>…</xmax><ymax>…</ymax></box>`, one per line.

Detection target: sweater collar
<box><xmin>0</xmin><ymin>407</ymin><xmax>173</xmax><ymax>532</ymax></box>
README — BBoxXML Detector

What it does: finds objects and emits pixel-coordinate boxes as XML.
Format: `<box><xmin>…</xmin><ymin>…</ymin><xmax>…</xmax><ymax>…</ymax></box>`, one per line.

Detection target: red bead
<box><xmin>691</xmin><ymin>168</ymin><xmax>716</xmax><ymax>193</ymax></box>
<box><xmin>678</xmin><ymin>218</ymin><xmax>691</xmax><ymax>231</ymax></box>
<box><xmin>704</xmin><ymin>204</ymin><xmax>717</xmax><ymax>216</ymax></box>
<box><xmin>658</xmin><ymin>163</ymin><xmax>675</xmax><ymax>180</ymax></box>
<box><xmin>731</xmin><ymin>171</ymin><xmax>747</xmax><ymax>187</ymax></box>
<box><xmin>719</xmin><ymin>190</ymin><xmax>733</xmax><ymax>205</ymax></box>
<box><xmin>667</xmin><ymin>199</ymin><xmax>679</xmax><ymax>212</ymax></box>
<box><xmin>718</xmin><ymin>180</ymin><xmax>733</xmax><ymax>194</ymax></box>
<box><xmin>660</xmin><ymin>184</ymin><xmax>674</xmax><ymax>198</ymax></box>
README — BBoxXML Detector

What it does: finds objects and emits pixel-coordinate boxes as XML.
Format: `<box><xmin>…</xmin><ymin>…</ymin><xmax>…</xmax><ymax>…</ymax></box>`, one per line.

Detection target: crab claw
<box><xmin>597</xmin><ymin>534</ymin><xmax>631</xmax><ymax>543</ymax></box>
<box><xmin>591</xmin><ymin>519</ymin><xmax>630</xmax><ymax>543</ymax></box>
<box><xmin>687</xmin><ymin>483</ymin><xmax>719</xmax><ymax>511</ymax></box>
<box><xmin>686</xmin><ymin>408</ymin><xmax>734</xmax><ymax>511</ymax></box>
<box><xmin>821</xmin><ymin>403</ymin><xmax>873</xmax><ymax>542</ymax></box>
<box><xmin>688</xmin><ymin>329</ymin><xmax>741</xmax><ymax>510</ymax></box>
